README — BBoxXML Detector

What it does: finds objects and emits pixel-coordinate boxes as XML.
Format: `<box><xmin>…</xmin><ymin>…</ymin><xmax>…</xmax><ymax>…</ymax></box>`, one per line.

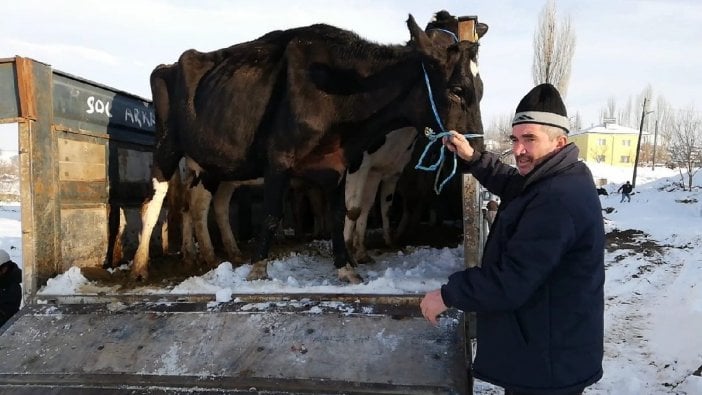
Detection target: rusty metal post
<box><xmin>461</xmin><ymin>173</ymin><xmax>482</xmax><ymax>395</ymax></box>
<box><xmin>14</xmin><ymin>57</ymin><xmax>61</xmax><ymax>302</ymax></box>
<box><xmin>15</xmin><ymin>57</ymin><xmax>38</xmax><ymax>121</ymax></box>
<box><xmin>462</xmin><ymin>174</ymin><xmax>482</xmax><ymax>268</ymax></box>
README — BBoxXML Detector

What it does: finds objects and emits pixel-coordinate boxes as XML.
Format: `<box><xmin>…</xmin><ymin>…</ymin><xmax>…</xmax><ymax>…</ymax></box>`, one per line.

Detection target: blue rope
<box><xmin>428</xmin><ymin>28</ymin><xmax>459</xmax><ymax>44</ymax></box>
<box><xmin>416</xmin><ymin>63</ymin><xmax>482</xmax><ymax>194</ymax></box>
<box><xmin>420</xmin><ymin>63</ymin><xmax>446</xmax><ymax>134</ymax></box>
<box><xmin>415</xmin><ymin>129</ymin><xmax>483</xmax><ymax>194</ymax></box>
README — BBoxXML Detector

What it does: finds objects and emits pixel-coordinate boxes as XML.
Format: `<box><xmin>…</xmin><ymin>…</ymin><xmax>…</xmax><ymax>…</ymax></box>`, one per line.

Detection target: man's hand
<box><xmin>442</xmin><ymin>131</ymin><xmax>475</xmax><ymax>162</ymax></box>
<box><xmin>420</xmin><ymin>289</ymin><xmax>448</xmax><ymax>326</ymax></box>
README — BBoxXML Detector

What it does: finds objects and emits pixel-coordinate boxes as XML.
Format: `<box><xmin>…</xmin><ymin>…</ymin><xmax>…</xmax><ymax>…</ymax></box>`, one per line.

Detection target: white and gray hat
<box><xmin>0</xmin><ymin>249</ymin><xmax>10</xmax><ymax>265</ymax></box>
<box><xmin>512</xmin><ymin>83</ymin><xmax>570</xmax><ymax>133</ymax></box>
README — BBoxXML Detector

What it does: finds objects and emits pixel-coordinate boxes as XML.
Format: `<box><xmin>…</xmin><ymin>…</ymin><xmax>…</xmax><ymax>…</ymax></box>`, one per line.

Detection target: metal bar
<box><xmin>53</xmin><ymin>123</ymin><xmax>155</xmax><ymax>146</ymax></box>
<box><xmin>18</xmin><ymin>120</ymin><xmax>36</xmax><ymax>304</ymax></box>
<box><xmin>35</xmin><ymin>293</ymin><xmax>425</xmax><ymax>308</ymax></box>
<box><xmin>0</xmin><ymin>373</ymin><xmax>455</xmax><ymax>394</ymax></box>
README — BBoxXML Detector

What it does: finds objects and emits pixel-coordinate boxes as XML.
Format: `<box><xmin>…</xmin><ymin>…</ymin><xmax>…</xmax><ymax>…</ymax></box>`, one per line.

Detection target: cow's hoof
<box><xmin>226</xmin><ymin>253</ymin><xmax>245</xmax><ymax>267</ymax></box>
<box><xmin>383</xmin><ymin>233</ymin><xmax>395</xmax><ymax>247</ymax></box>
<box><xmin>247</xmin><ymin>261</ymin><xmax>269</xmax><ymax>281</ymax></box>
<box><xmin>203</xmin><ymin>256</ymin><xmax>222</xmax><ymax>270</ymax></box>
<box><xmin>131</xmin><ymin>268</ymin><xmax>148</xmax><ymax>282</ymax></box>
<box><xmin>355</xmin><ymin>253</ymin><xmax>375</xmax><ymax>265</ymax></box>
<box><xmin>338</xmin><ymin>264</ymin><xmax>363</xmax><ymax>284</ymax></box>
<box><xmin>181</xmin><ymin>254</ymin><xmax>196</xmax><ymax>268</ymax></box>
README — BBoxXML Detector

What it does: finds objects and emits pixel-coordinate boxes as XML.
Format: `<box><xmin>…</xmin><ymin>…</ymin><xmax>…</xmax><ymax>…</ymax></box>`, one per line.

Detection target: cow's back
<box><xmin>153</xmin><ymin>30</ymin><xmax>300</xmax><ymax>178</ymax></box>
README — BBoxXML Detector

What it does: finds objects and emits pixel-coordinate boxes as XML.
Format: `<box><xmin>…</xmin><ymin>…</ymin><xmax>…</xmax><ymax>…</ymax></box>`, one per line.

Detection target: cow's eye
<box><xmin>450</xmin><ymin>86</ymin><xmax>464</xmax><ymax>98</ymax></box>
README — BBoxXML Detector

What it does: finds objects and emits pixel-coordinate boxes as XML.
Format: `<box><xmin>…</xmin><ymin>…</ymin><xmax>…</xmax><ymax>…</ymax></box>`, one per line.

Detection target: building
<box><xmin>569</xmin><ymin>121</ymin><xmax>650</xmax><ymax>167</ymax></box>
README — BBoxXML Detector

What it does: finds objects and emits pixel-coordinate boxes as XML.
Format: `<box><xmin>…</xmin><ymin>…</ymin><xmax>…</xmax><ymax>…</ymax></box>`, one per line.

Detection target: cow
<box><xmin>343</xmin><ymin>11</ymin><xmax>487</xmax><ymax>263</ymax></box>
<box><xmin>344</xmin><ymin>127</ymin><xmax>417</xmax><ymax>263</ymax></box>
<box><xmin>133</xmin><ymin>12</ymin><xmax>486</xmax><ymax>284</ymax></box>
<box><xmin>394</xmin><ymin>143</ymin><xmax>465</xmax><ymax>245</ymax></box>
<box><xmin>178</xmin><ymin>162</ymin><xmax>263</xmax><ymax>268</ymax></box>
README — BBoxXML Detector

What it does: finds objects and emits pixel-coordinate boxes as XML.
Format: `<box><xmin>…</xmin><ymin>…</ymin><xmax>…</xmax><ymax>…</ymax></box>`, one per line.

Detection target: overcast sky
<box><xmin>1</xmin><ymin>0</ymin><xmax>700</xmax><ymax>128</ymax></box>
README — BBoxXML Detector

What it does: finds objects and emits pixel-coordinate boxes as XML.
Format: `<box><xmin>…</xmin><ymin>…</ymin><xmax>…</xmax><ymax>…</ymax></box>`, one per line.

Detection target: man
<box><xmin>0</xmin><ymin>249</ymin><xmax>22</xmax><ymax>328</ymax></box>
<box><xmin>420</xmin><ymin>83</ymin><xmax>605</xmax><ymax>395</ymax></box>
<box><xmin>617</xmin><ymin>181</ymin><xmax>633</xmax><ymax>203</ymax></box>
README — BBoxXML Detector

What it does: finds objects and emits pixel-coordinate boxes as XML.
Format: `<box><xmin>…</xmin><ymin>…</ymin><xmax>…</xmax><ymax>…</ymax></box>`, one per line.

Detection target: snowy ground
<box><xmin>1</xmin><ymin>164</ymin><xmax>701</xmax><ymax>394</ymax></box>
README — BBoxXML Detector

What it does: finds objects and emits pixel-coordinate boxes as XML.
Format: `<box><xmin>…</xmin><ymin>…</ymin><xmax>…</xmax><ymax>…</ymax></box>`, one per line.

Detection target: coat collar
<box><xmin>522</xmin><ymin>143</ymin><xmax>581</xmax><ymax>190</ymax></box>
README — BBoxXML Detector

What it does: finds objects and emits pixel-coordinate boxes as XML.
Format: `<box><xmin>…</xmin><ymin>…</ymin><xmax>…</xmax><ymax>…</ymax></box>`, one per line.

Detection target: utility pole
<box><xmin>651</xmin><ymin>120</ymin><xmax>659</xmax><ymax>171</ymax></box>
<box><xmin>632</xmin><ymin>98</ymin><xmax>652</xmax><ymax>188</ymax></box>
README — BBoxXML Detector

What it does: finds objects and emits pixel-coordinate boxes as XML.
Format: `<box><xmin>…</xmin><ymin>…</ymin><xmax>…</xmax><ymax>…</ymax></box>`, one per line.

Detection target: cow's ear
<box><xmin>407</xmin><ymin>14</ymin><xmax>433</xmax><ymax>55</ymax></box>
<box><xmin>477</xmin><ymin>23</ymin><xmax>489</xmax><ymax>39</ymax></box>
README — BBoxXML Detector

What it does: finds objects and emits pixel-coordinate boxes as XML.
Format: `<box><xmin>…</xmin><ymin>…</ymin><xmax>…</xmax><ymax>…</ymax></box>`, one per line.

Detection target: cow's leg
<box><xmin>132</xmin><ymin>178</ymin><xmax>169</xmax><ymax>280</ymax></box>
<box><xmin>379</xmin><ymin>174</ymin><xmax>401</xmax><ymax>247</ymax></box>
<box><xmin>351</xmin><ymin>172</ymin><xmax>382</xmax><ymax>264</ymax></box>
<box><xmin>105</xmin><ymin>206</ymin><xmax>127</xmax><ymax>269</ymax></box>
<box><xmin>307</xmin><ymin>186</ymin><xmax>328</xmax><ymax>239</ymax></box>
<box><xmin>329</xmin><ymin>180</ymin><xmax>363</xmax><ymax>284</ymax></box>
<box><xmin>344</xmin><ymin>156</ymin><xmax>371</xmax><ymax>258</ymax></box>
<box><xmin>289</xmin><ymin>180</ymin><xmax>307</xmax><ymax>240</ymax></box>
<box><xmin>163</xmin><ymin>168</ymin><xmax>185</xmax><ymax>255</ymax></box>
<box><xmin>343</xmin><ymin>210</ymin><xmax>357</xmax><ymax>252</ymax></box>
<box><xmin>190</xmin><ymin>180</ymin><xmax>219</xmax><ymax>269</ymax></box>
<box><xmin>395</xmin><ymin>197</ymin><xmax>415</xmax><ymax>245</ymax></box>
<box><xmin>180</xmin><ymin>169</ymin><xmax>197</xmax><ymax>266</ymax></box>
<box><xmin>181</xmin><ymin>196</ymin><xmax>196</xmax><ymax>266</ymax></box>
<box><xmin>213</xmin><ymin>181</ymin><xmax>243</xmax><ymax>265</ymax></box>
<box><xmin>248</xmin><ymin>171</ymin><xmax>290</xmax><ymax>281</ymax></box>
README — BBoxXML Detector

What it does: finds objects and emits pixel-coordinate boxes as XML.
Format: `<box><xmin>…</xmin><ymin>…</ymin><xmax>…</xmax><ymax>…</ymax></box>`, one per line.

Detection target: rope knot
<box><xmin>415</xmin><ymin>128</ymin><xmax>483</xmax><ymax>194</ymax></box>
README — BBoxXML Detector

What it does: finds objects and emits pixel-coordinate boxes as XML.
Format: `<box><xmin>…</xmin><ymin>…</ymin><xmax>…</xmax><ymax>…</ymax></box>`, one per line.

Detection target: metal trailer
<box><xmin>0</xmin><ymin>56</ymin><xmax>484</xmax><ymax>394</ymax></box>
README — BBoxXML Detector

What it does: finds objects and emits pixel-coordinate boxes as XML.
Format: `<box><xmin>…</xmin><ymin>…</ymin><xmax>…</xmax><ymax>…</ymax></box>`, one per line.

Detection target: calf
<box><xmin>343</xmin><ymin>11</ymin><xmax>487</xmax><ymax>263</ymax></box>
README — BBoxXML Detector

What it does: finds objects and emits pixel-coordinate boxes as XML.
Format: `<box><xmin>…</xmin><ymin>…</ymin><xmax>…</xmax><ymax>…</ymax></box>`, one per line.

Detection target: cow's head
<box><xmin>407</xmin><ymin>12</ymin><xmax>488</xmax><ymax>144</ymax></box>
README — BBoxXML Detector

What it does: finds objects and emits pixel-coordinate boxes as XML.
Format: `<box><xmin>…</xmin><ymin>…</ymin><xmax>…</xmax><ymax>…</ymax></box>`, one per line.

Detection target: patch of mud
<box><xmin>604</xmin><ymin>228</ymin><xmax>689</xmax><ymax>280</ymax></box>
<box><xmin>606</xmin><ymin>228</ymin><xmax>664</xmax><ymax>256</ymax></box>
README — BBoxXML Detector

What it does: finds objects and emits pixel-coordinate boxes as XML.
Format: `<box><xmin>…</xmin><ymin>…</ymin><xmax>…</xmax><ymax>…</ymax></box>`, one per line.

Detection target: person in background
<box><xmin>420</xmin><ymin>83</ymin><xmax>605</xmax><ymax>395</ymax></box>
<box><xmin>617</xmin><ymin>181</ymin><xmax>633</xmax><ymax>203</ymax></box>
<box><xmin>0</xmin><ymin>249</ymin><xmax>22</xmax><ymax>328</ymax></box>
<box><xmin>485</xmin><ymin>199</ymin><xmax>499</xmax><ymax>228</ymax></box>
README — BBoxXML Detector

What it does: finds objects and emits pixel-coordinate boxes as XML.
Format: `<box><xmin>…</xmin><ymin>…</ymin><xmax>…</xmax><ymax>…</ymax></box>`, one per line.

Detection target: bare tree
<box><xmin>667</xmin><ymin>107</ymin><xmax>702</xmax><ymax>191</ymax></box>
<box><xmin>485</xmin><ymin>113</ymin><xmax>514</xmax><ymax>154</ymax></box>
<box><xmin>588</xmin><ymin>145</ymin><xmax>608</xmax><ymax>163</ymax></box>
<box><xmin>532</xmin><ymin>0</ymin><xmax>576</xmax><ymax>97</ymax></box>
<box><xmin>649</xmin><ymin>96</ymin><xmax>673</xmax><ymax>167</ymax></box>
<box><xmin>604</xmin><ymin>96</ymin><xmax>617</xmax><ymax>119</ymax></box>
<box><xmin>0</xmin><ymin>155</ymin><xmax>19</xmax><ymax>202</ymax></box>
<box><xmin>571</xmin><ymin>110</ymin><xmax>583</xmax><ymax>131</ymax></box>
<box><xmin>618</xmin><ymin>96</ymin><xmax>633</xmax><ymax>127</ymax></box>
<box><xmin>634</xmin><ymin>85</ymin><xmax>655</xmax><ymax>131</ymax></box>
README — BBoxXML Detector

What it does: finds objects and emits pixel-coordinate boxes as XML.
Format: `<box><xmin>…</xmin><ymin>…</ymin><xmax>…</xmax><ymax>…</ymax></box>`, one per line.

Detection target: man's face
<box><xmin>510</xmin><ymin>123</ymin><xmax>567</xmax><ymax>175</ymax></box>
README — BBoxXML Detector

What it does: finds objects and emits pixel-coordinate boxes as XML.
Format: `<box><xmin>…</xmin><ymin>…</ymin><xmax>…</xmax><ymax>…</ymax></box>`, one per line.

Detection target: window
<box><xmin>620</xmin><ymin>156</ymin><xmax>630</xmax><ymax>163</ymax></box>
<box><xmin>595</xmin><ymin>155</ymin><xmax>606</xmax><ymax>163</ymax></box>
<box><xmin>597</xmin><ymin>138</ymin><xmax>607</xmax><ymax>146</ymax></box>
<box><xmin>622</xmin><ymin>139</ymin><xmax>631</xmax><ymax>147</ymax></box>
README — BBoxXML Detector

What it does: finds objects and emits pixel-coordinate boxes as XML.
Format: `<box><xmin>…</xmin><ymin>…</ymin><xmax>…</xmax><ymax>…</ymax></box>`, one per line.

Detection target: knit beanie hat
<box><xmin>0</xmin><ymin>249</ymin><xmax>10</xmax><ymax>265</ymax></box>
<box><xmin>511</xmin><ymin>83</ymin><xmax>570</xmax><ymax>133</ymax></box>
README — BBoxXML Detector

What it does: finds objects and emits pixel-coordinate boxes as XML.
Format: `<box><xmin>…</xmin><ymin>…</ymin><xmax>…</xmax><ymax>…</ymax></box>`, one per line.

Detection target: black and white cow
<box><xmin>178</xmin><ymin>161</ymin><xmax>263</xmax><ymax>268</ymax></box>
<box><xmin>133</xmin><ymin>12</ymin><xmax>486</xmax><ymax>283</ymax></box>
<box><xmin>343</xmin><ymin>11</ymin><xmax>487</xmax><ymax>263</ymax></box>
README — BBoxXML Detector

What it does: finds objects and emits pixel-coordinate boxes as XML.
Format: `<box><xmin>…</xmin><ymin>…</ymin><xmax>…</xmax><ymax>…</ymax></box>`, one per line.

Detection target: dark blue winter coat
<box><xmin>441</xmin><ymin>143</ymin><xmax>605</xmax><ymax>394</ymax></box>
<box><xmin>0</xmin><ymin>260</ymin><xmax>22</xmax><ymax>328</ymax></box>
